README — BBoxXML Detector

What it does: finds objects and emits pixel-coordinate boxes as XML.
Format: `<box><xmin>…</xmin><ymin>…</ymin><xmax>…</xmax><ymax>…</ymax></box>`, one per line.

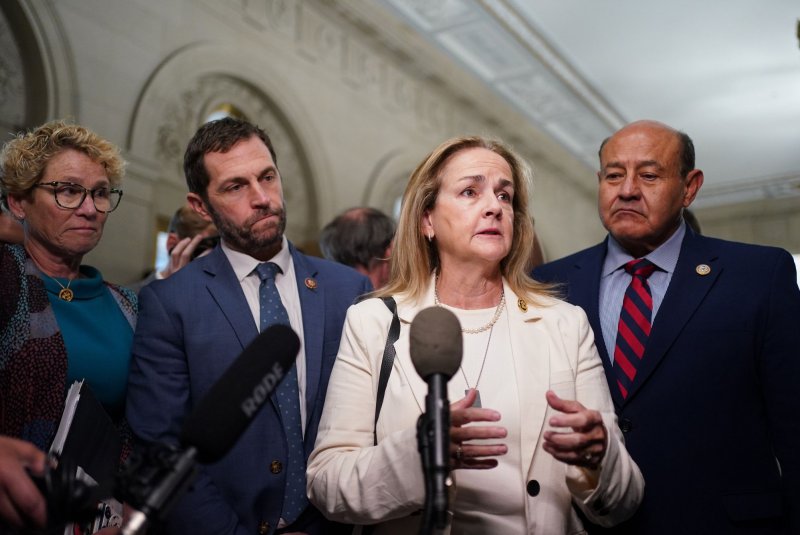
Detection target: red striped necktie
<box><xmin>613</xmin><ymin>258</ymin><xmax>657</xmax><ymax>399</ymax></box>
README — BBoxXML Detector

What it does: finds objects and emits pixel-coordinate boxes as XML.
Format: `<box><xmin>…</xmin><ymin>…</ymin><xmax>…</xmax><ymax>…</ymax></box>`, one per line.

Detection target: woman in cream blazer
<box><xmin>307</xmin><ymin>136</ymin><xmax>643</xmax><ymax>534</ymax></box>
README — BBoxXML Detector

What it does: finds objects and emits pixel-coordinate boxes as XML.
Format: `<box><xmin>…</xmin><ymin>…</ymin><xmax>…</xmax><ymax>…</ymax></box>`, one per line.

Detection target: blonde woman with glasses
<box><xmin>0</xmin><ymin>120</ymin><xmax>136</xmax><ymax>465</ymax></box>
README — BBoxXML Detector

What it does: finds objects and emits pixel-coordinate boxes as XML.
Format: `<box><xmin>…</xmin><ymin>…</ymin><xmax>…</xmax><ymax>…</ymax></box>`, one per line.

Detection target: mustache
<box><xmin>246</xmin><ymin>208</ymin><xmax>284</xmax><ymax>225</ymax></box>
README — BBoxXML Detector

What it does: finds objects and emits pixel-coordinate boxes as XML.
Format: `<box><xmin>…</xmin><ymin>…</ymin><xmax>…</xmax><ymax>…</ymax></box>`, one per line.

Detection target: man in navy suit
<box><xmin>534</xmin><ymin>120</ymin><xmax>799</xmax><ymax>534</ymax></box>
<box><xmin>126</xmin><ymin>118</ymin><xmax>371</xmax><ymax>535</ymax></box>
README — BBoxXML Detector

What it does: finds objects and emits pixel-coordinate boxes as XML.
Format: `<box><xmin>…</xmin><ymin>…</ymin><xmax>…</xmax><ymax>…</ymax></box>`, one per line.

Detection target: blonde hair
<box><xmin>376</xmin><ymin>136</ymin><xmax>557</xmax><ymax>304</ymax></box>
<box><xmin>0</xmin><ymin>119</ymin><xmax>125</xmax><ymax>210</ymax></box>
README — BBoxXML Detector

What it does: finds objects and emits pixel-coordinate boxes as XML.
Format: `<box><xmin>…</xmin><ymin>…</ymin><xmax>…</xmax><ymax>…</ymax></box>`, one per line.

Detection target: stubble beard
<box><xmin>207</xmin><ymin>203</ymin><xmax>287</xmax><ymax>258</ymax></box>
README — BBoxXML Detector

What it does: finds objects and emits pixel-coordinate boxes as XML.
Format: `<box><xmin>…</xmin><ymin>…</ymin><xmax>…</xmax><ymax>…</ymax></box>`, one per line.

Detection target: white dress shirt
<box><xmin>221</xmin><ymin>236</ymin><xmax>308</xmax><ymax>433</ymax></box>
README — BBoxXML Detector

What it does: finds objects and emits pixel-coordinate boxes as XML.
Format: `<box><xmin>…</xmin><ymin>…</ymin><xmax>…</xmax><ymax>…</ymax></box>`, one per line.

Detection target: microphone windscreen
<box><xmin>409</xmin><ymin>306</ymin><xmax>463</xmax><ymax>380</ymax></box>
<box><xmin>180</xmin><ymin>324</ymin><xmax>300</xmax><ymax>463</ymax></box>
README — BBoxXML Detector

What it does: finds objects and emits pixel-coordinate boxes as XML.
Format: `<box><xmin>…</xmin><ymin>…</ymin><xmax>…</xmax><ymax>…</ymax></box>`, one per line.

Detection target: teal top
<box><xmin>43</xmin><ymin>266</ymin><xmax>134</xmax><ymax>420</ymax></box>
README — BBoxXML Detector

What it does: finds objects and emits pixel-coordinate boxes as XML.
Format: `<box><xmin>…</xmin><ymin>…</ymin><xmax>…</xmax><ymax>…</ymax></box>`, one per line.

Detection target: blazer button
<box><xmin>270</xmin><ymin>460</ymin><xmax>283</xmax><ymax>474</ymax></box>
<box><xmin>619</xmin><ymin>418</ymin><xmax>633</xmax><ymax>433</ymax></box>
<box><xmin>258</xmin><ymin>520</ymin><xmax>270</xmax><ymax>534</ymax></box>
<box><xmin>526</xmin><ymin>480</ymin><xmax>540</xmax><ymax>496</ymax></box>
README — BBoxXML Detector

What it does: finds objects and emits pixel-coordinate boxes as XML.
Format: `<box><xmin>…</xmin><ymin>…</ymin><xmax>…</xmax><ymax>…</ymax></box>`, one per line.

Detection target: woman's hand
<box><xmin>449</xmin><ymin>389</ymin><xmax>507</xmax><ymax>469</ymax></box>
<box><xmin>542</xmin><ymin>390</ymin><xmax>607</xmax><ymax>470</ymax></box>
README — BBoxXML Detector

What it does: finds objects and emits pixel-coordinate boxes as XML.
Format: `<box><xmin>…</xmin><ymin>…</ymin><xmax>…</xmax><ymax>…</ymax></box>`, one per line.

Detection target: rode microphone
<box><xmin>409</xmin><ymin>306</ymin><xmax>462</xmax><ymax>533</ymax></box>
<box><xmin>119</xmin><ymin>324</ymin><xmax>300</xmax><ymax>535</ymax></box>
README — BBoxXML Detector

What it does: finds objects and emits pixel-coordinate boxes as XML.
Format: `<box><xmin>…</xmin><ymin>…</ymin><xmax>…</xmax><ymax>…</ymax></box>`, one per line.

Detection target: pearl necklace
<box><xmin>433</xmin><ymin>276</ymin><xmax>506</xmax><ymax>334</ymax></box>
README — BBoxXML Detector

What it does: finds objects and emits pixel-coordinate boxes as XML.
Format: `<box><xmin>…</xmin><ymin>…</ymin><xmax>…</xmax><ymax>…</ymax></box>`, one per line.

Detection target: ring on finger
<box><xmin>456</xmin><ymin>444</ymin><xmax>463</xmax><ymax>462</ymax></box>
<box><xmin>582</xmin><ymin>451</ymin><xmax>593</xmax><ymax>462</ymax></box>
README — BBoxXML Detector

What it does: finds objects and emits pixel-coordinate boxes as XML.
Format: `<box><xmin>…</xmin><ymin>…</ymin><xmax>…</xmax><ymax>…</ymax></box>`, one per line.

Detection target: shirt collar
<box><xmin>222</xmin><ymin>235</ymin><xmax>291</xmax><ymax>282</ymax></box>
<box><xmin>602</xmin><ymin>219</ymin><xmax>686</xmax><ymax>277</ymax></box>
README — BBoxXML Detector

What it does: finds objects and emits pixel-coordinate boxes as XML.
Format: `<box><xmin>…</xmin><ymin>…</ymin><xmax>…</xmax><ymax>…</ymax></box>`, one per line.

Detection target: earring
<box><xmin>427</xmin><ymin>231</ymin><xmax>433</xmax><ymax>242</ymax></box>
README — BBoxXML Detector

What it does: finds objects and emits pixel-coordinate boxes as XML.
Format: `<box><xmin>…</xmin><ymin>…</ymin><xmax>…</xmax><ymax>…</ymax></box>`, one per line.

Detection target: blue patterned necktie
<box><xmin>255</xmin><ymin>262</ymin><xmax>307</xmax><ymax>523</ymax></box>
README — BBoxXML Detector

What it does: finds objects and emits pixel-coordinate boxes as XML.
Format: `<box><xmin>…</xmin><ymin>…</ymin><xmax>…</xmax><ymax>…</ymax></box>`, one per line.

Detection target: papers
<box><xmin>50</xmin><ymin>380</ymin><xmax>124</xmax><ymax>533</ymax></box>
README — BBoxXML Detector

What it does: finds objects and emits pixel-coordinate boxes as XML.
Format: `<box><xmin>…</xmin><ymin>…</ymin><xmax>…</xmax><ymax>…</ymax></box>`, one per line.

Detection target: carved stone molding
<box><xmin>0</xmin><ymin>12</ymin><xmax>25</xmax><ymax>129</ymax></box>
<box><xmin>129</xmin><ymin>45</ymin><xmax>318</xmax><ymax>242</ymax></box>
<box><xmin>196</xmin><ymin>0</ymin><xmax>493</xmax><ymax>140</ymax></box>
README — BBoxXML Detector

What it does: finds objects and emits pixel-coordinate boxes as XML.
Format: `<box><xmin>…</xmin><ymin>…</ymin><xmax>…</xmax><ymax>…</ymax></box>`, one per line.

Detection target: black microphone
<box><xmin>409</xmin><ymin>306</ymin><xmax>462</xmax><ymax>533</ymax></box>
<box><xmin>120</xmin><ymin>324</ymin><xmax>300</xmax><ymax>534</ymax></box>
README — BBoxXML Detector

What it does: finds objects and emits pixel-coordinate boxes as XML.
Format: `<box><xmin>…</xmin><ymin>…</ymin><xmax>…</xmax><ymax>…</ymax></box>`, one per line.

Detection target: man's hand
<box><xmin>160</xmin><ymin>234</ymin><xmax>207</xmax><ymax>279</ymax></box>
<box><xmin>0</xmin><ymin>436</ymin><xmax>47</xmax><ymax>529</ymax></box>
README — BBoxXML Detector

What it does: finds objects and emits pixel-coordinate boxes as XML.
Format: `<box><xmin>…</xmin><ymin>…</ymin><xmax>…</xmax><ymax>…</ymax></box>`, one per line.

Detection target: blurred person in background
<box><xmin>319</xmin><ymin>206</ymin><xmax>395</xmax><ymax>289</ymax></box>
<box><xmin>130</xmin><ymin>203</ymin><xmax>218</xmax><ymax>293</ymax></box>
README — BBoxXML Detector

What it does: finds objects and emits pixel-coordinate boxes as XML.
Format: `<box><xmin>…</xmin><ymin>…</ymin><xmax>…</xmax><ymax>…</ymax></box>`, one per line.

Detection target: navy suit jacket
<box><xmin>534</xmin><ymin>230</ymin><xmax>800</xmax><ymax>534</ymax></box>
<box><xmin>126</xmin><ymin>243</ymin><xmax>371</xmax><ymax>535</ymax></box>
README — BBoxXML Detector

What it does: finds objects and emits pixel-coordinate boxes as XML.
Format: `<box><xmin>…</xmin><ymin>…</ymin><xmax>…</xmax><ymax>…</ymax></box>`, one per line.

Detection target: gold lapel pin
<box><xmin>517</xmin><ymin>298</ymin><xmax>528</xmax><ymax>312</ymax></box>
<box><xmin>305</xmin><ymin>277</ymin><xmax>317</xmax><ymax>289</ymax></box>
<box><xmin>695</xmin><ymin>264</ymin><xmax>711</xmax><ymax>276</ymax></box>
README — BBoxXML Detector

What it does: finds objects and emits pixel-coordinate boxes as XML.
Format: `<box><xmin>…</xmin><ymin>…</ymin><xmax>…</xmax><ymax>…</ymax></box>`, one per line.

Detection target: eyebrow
<box><xmin>220</xmin><ymin>165</ymin><xmax>278</xmax><ymax>183</ymax></box>
<box><xmin>458</xmin><ymin>175</ymin><xmax>514</xmax><ymax>189</ymax></box>
<box><xmin>603</xmin><ymin>160</ymin><xmax>665</xmax><ymax>171</ymax></box>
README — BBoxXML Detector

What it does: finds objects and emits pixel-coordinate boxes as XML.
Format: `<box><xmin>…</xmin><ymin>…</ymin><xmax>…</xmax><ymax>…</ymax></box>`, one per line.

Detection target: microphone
<box><xmin>409</xmin><ymin>306</ymin><xmax>462</xmax><ymax>533</ymax></box>
<box><xmin>119</xmin><ymin>324</ymin><xmax>300</xmax><ymax>534</ymax></box>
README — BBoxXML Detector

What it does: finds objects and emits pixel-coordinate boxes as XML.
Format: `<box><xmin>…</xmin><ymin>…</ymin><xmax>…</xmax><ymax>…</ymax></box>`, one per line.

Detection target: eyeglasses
<box><xmin>34</xmin><ymin>181</ymin><xmax>123</xmax><ymax>213</ymax></box>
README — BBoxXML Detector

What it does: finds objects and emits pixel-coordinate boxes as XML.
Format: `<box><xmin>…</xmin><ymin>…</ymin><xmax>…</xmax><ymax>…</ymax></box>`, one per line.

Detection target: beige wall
<box><xmin>695</xmin><ymin>196</ymin><xmax>800</xmax><ymax>254</ymax></box>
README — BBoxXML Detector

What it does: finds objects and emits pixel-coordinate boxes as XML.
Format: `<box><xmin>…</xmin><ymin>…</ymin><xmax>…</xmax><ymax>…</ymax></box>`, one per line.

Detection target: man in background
<box><xmin>130</xmin><ymin>204</ymin><xmax>217</xmax><ymax>292</ymax></box>
<box><xmin>126</xmin><ymin>118</ymin><xmax>370</xmax><ymax>534</ymax></box>
<box><xmin>319</xmin><ymin>206</ymin><xmax>394</xmax><ymax>289</ymax></box>
<box><xmin>534</xmin><ymin>120</ymin><xmax>799</xmax><ymax>533</ymax></box>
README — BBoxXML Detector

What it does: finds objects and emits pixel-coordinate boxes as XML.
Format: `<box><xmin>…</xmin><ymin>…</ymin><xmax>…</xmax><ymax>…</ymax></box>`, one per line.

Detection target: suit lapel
<box><xmin>394</xmin><ymin>286</ymin><xmax>437</xmax><ymax>415</ymax></box>
<box><xmin>290</xmin><ymin>245</ymin><xmax>324</xmax><ymax>433</ymax></box>
<box><xmin>505</xmin><ymin>283</ymin><xmax>552</xmax><ymax>477</ymax></box>
<box><xmin>565</xmin><ymin>243</ymin><xmax>622</xmax><ymax>405</ymax></box>
<box><xmin>624</xmin><ymin>232</ymin><xmax>720</xmax><ymax>402</ymax></box>
<box><xmin>203</xmin><ymin>247</ymin><xmax>259</xmax><ymax>350</ymax></box>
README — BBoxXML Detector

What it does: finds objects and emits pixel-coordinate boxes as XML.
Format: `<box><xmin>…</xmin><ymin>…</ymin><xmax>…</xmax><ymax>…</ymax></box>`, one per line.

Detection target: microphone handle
<box><xmin>426</xmin><ymin>374</ymin><xmax>450</xmax><ymax>529</ymax></box>
<box><xmin>120</xmin><ymin>446</ymin><xmax>198</xmax><ymax>535</ymax></box>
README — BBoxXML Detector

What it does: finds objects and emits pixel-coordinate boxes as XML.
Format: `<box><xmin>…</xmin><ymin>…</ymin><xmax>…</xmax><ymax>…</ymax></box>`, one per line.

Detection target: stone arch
<box><xmin>128</xmin><ymin>42</ymin><xmax>322</xmax><ymax>243</ymax></box>
<box><xmin>0</xmin><ymin>0</ymin><xmax>77</xmax><ymax>135</ymax></box>
<box><xmin>363</xmin><ymin>148</ymin><xmax>422</xmax><ymax>219</ymax></box>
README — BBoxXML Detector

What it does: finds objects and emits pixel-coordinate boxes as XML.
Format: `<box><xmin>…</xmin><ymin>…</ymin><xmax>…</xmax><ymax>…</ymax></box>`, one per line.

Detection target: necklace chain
<box><xmin>460</xmin><ymin>324</ymin><xmax>494</xmax><ymax>391</ymax></box>
<box><xmin>45</xmin><ymin>274</ymin><xmax>75</xmax><ymax>302</ymax></box>
<box><xmin>433</xmin><ymin>276</ymin><xmax>505</xmax><ymax>334</ymax></box>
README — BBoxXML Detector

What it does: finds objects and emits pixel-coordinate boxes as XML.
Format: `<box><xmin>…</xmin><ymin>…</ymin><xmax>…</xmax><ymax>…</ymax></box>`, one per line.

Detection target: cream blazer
<box><xmin>307</xmin><ymin>280</ymin><xmax>644</xmax><ymax>534</ymax></box>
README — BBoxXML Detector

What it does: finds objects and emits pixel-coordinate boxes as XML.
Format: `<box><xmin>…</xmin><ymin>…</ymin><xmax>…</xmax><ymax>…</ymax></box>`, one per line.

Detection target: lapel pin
<box><xmin>305</xmin><ymin>277</ymin><xmax>317</xmax><ymax>290</ymax></box>
<box><xmin>517</xmin><ymin>298</ymin><xmax>528</xmax><ymax>312</ymax></box>
<box><xmin>695</xmin><ymin>264</ymin><xmax>711</xmax><ymax>276</ymax></box>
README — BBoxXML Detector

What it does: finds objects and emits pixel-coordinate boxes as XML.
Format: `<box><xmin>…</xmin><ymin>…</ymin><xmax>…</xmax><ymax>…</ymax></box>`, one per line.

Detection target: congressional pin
<box><xmin>517</xmin><ymin>298</ymin><xmax>528</xmax><ymax>312</ymax></box>
<box><xmin>695</xmin><ymin>264</ymin><xmax>711</xmax><ymax>276</ymax></box>
<box><xmin>305</xmin><ymin>277</ymin><xmax>317</xmax><ymax>289</ymax></box>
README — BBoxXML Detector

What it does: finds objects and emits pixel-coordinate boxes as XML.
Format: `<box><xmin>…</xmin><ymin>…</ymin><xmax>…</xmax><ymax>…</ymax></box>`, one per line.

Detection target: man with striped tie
<box><xmin>534</xmin><ymin>120</ymin><xmax>799</xmax><ymax>534</ymax></box>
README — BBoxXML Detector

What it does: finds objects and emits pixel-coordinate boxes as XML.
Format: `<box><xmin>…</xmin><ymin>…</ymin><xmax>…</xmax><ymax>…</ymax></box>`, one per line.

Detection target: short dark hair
<box><xmin>167</xmin><ymin>205</ymin><xmax>212</xmax><ymax>239</ymax></box>
<box><xmin>183</xmin><ymin>117</ymin><xmax>277</xmax><ymax>199</ymax></box>
<box><xmin>319</xmin><ymin>207</ymin><xmax>395</xmax><ymax>269</ymax></box>
<box><xmin>598</xmin><ymin>128</ymin><xmax>695</xmax><ymax>178</ymax></box>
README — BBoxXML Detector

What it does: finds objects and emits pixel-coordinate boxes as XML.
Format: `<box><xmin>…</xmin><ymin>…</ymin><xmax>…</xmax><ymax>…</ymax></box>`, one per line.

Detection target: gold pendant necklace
<box><xmin>46</xmin><ymin>274</ymin><xmax>75</xmax><ymax>301</ymax></box>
